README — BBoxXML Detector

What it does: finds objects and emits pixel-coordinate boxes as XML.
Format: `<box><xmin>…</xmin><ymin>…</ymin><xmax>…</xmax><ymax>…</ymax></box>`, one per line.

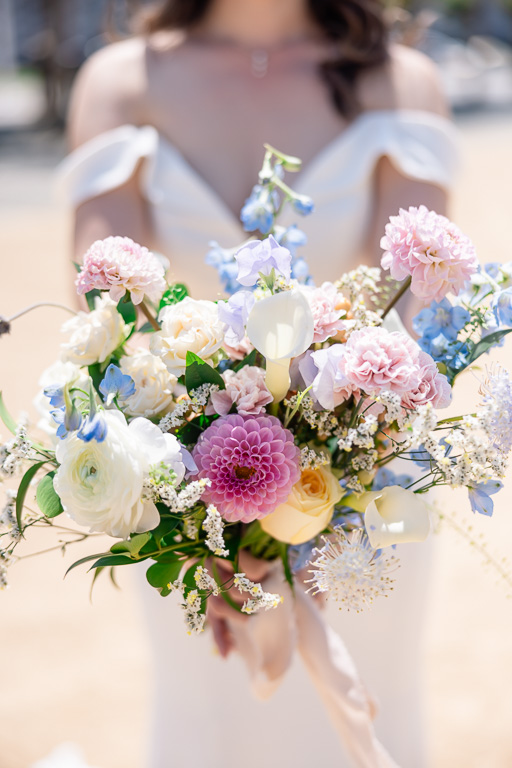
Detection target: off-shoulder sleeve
<box><xmin>56</xmin><ymin>125</ymin><xmax>158</xmax><ymax>207</ymax></box>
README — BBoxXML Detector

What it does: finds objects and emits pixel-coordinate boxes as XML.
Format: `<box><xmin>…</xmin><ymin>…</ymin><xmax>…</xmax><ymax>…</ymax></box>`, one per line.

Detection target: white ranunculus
<box><xmin>34</xmin><ymin>360</ymin><xmax>89</xmax><ymax>439</ymax></box>
<box><xmin>150</xmin><ymin>297</ymin><xmax>224</xmax><ymax>377</ymax></box>
<box><xmin>246</xmin><ymin>289</ymin><xmax>314</xmax><ymax>401</ymax></box>
<box><xmin>347</xmin><ymin>485</ymin><xmax>431</xmax><ymax>548</ymax></box>
<box><xmin>120</xmin><ymin>348</ymin><xmax>177</xmax><ymax>417</ymax></box>
<box><xmin>54</xmin><ymin>411</ymin><xmax>186</xmax><ymax>539</ymax></box>
<box><xmin>60</xmin><ymin>295</ymin><xmax>127</xmax><ymax>366</ymax></box>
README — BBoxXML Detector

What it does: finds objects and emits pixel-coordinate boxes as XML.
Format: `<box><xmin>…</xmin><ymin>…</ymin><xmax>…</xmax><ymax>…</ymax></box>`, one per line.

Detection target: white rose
<box><xmin>54</xmin><ymin>411</ymin><xmax>186</xmax><ymax>539</ymax></box>
<box><xmin>60</xmin><ymin>295</ymin><xmax>127</xmax><ymax>366</ymax></box>
<box><xmin>150</xmin><ymin>297</ymin><xmax>224</xmax><ymax>377</ymax></box>
<box><xmin>120</xmin><ymin>349</ymin><xmax>177</xmax><ymax>418</ymax></box>
<box><xmin>34</xmin><ymin>360</ymin><xmax>89</xmax><ymax>439</ymax></box>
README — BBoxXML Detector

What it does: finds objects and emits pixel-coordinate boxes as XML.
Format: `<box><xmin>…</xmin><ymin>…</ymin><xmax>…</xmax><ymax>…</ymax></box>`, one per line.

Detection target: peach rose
<box><xmin>260</xmin><ymin>465</ymin><xmax>343</xmax><ymax>545</ymax></box>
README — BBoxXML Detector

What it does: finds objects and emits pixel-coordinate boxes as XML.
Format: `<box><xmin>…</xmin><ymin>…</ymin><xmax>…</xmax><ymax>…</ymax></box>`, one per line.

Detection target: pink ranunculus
<box><xmin>192</xmin><ymin>414</ymin><xmax>300</xmax><ymax>523</ymax></box>
<box><xmin>340</xmin><ymin>326</ymin><xmax>421</xmax><ymax>396</ymax></box>
<box><xmin>207</xmin><ymin>366</ymin><xmax>273</xmax><ymax>416</ymax></box>
<box><xmin>401</xmin><ymin>351</ymin><xmax>452</xmax><ymax>410</ymax></box>
<box><xmin>380</xmin><ymin>206</ymin><xmax>478</xmax><ymax>303</ymax></box>
<box><xmin>302</xmin><ymin>282</ymin><xmax>348</xmax><ymax>343</ymax></box>
<box><xmin>76</xmin><ymin>236</ymin><xmax>167</xmax><ymax>305</ymax></box>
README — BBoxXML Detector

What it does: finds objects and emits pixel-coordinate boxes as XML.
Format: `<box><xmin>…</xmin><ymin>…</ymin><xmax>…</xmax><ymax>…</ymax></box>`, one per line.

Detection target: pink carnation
<box><xmin>340</xmin><ymin>326</ymin><xmax>421</xmax><ymax>396</ymax></box>
<box><xmin>76</xmin><ymin>236</ymin><xmax>167</xmax><ymax>305</ymax></box>
<box><xmin>207</xmin><ymin>366</ymin><xmax>273</xmax><ymax>416</ymax></box>
<box><xmin>380</xmin><ymin>206</ymin><xmax>478</xmax><ymax>303</ymax></box>
<box><xmin>192</xmin><ymin>414</ymin><xmax>300</xmax><ymax>523</ymax></box>
<box><xmin>401</xmin><ymin>351</ymin><xmax>452</xmax><ymax>410</ymax></box>
<box><xmin>302</xmin><ymin>282</ymin><xmax>348</xmax><ymax>343</ymax></box>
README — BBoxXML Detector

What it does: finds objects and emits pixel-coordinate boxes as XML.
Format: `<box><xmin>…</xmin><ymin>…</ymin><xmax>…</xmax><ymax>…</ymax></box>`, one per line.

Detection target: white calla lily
<box><xmin>246</xmin><ymin>289</ymin><xmax>314</xmax><ymax>401</ymax></box>
<box><xmin>349</xmin><ymin>485</ymin><xmax>431</xmax><ymax>548</ymax></box>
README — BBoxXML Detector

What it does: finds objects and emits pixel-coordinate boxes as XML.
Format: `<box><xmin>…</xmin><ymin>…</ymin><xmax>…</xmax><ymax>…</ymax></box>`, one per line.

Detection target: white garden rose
<box><xmin>150</xmin><ymin>297</ymin><xmax>224</xmax><ymax>377</ymax></box>
<box><xmin>120</xmin><ymin>349</ymin><xmax>177</xmax><ymax>418</ymax></box>
<box><xmin>54</xmin><ymin>411</ymin><xmax>186</xmax><ymax>539</ymax></box>
<box><xmin>60</xmin><ymin>295</ymin><xmax>127</xmax><ymax>366</ymax></box>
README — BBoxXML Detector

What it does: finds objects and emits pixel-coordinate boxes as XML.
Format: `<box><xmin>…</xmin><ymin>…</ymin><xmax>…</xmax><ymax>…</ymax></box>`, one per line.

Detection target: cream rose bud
<box><xmin>120</xmin><ymin>349</ymin><xmax>177</xmax><ymax>418</ymax></box>
<box><xmin>150</xmin><ymin>297</ymin><xmax>224</xmax><ymax>377</ymax></box>
<box><xmin>54</xmin><ymin>411</ymin><xmax>186</xmax><ymax>539</ymax></box>
<box><xmin>261</xmin><ymin>465</ymin><xmax>343</xmax><ymax>545</ymax></box>
<box><xmin>352</xmin><ymin>485</ymin><xmax>431</xmax><ymax>548</ymax></box>
<box><xmin>60</xmin><ymin>295</ymin><xmax>127</xmax><ymax>366</ymax></box>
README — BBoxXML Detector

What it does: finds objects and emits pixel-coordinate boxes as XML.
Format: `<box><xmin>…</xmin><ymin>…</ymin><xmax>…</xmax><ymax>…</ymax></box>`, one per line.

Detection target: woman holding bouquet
<box><xmin>60</xmin><ymin>0</ymin><xmax>458</xmax><ymax>765</ymax></box>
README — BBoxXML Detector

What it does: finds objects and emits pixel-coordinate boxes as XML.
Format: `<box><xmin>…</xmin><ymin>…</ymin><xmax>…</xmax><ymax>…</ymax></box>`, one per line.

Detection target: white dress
<box><xmin>59</xmin><ymin>110</ymin><xmax>459</xmax><ymax>768</ymax></box>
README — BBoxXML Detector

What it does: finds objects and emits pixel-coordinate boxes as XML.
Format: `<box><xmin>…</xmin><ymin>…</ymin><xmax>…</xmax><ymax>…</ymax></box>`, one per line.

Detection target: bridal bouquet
<box><xmin>2</xmin><ymin>145</ymin><xmax>512</xmax><ymax>633</ymax></box>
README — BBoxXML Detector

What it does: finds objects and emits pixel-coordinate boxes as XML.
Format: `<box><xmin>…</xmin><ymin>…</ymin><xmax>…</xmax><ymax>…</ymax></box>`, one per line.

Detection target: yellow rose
<box><xmin>261</xmin><ymin>465</ymin><xmax>343</xmax><ymax>545</ymax></box>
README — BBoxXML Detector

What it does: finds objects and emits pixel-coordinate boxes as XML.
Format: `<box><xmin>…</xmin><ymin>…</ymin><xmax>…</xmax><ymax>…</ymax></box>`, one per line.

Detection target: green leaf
<box><xmin>150</xmin><ymin>513</ymin><xmax>180</xmax><ymax>548</ymax></box>
<box><xmin>36</xmin><ymin>471</ymin><xmax>64</xmax><ymax>518</ymax></box>
<box><xmin>159</xmin><ymin>284</ymin><xmax>189</xmax><ymax>310</ymax></box>
<box><xmin>15</xmin><ymin>460</ymin><xmax>47</xmax><ymax>533</ymax></box>
<box><xmin>110</xmin><ymin>532</ymin><xmax>151</xmax><ymax>556</ymax></box>
<box><xmin>85</xmin><ymin>288</ymin><xmax>102</xmax><ymax>312</ymax></box>
<box><xmin>91</xmin><ymin>554</ymin><xmax>135</xmax><ymax>569</ymax></box>
<box><xmin>234</xmin><ymin>348</ymin><xmax>258</xmax><ymax>372</ymax></box>
<box><xmin>65</xmin><ymin>551</ymin><xmax>112</xmax><ymax>577</ymax></box>
<box><xmin>137</xmin><ymin>321</ymin><xmax>154</xmax><ymax>334</ymax></box>
<box><xmin>279</xmin><ymin>542</ymin><xmax>294</xmax><ymax>592</ymax></box>
<box><xmin>89</xmin><ymin>566</ymin><xmax>106</xmax><ymax>600</ymax></box>
<box><xmin>146</xmin><ymin>559</ymin><xmax>182</xmax><ymax>596</ymax></box>
<box><xmin>0</xmin><ymin>392</ymin><xmax>17</xmax><ymax>435</ymax></box>
<box><xmin>466</xmin><ymin>328</ymin><xmax>512</xmax><ymax>366</ymax></box>
<box><xmin>88</xmin><ymin>362</ymin><xmax>104</xmax><ymax>393</ymax></box>
<box><xmin>185</xmin><ymin>351</ymin><xmax>225</xmax><ymax>393</ymax></box>
<box><xmin>116</xmin><ymin>294</ymin><xmax>137</xmax><ymax>325</ymax></box>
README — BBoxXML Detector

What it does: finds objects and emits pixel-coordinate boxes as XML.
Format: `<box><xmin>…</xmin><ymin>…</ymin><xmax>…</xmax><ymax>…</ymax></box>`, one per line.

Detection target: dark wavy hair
<box><xmin>135</xmin><ymin>0</ymin><xmax>389</xmax><ymax>118</ymax></box>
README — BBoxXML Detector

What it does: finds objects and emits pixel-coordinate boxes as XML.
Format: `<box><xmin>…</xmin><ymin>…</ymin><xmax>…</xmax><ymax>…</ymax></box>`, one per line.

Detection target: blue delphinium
<box><xmin>77</xmin><ymin>411</ymin><xmax>108</xmax><ymax>443</ymax></box>
<box><xmin>291</xmin><ymin>194</ymin><xmax>314</xmax><ymax>216</ymax></box>
<box><xmin>205</xmin><ymin>241</ymin><xmax>240</xmax><ymax>295</ymax></box>
<box><xmin>468</xmin><ymin>480</ymin><xmax>503</xmax><ymax>516</ymax></box>
<box><xmin>491</xmin><ymin>286</ymin><xmax>512</xmax><ymax>327</ymax></box>
<box><xmin>43</xmin><ymin>385</ymin><xmax>65</xmax><ymax>408</ymax></box>
<box><xmin>413</xmin><ymin>298</ymin><xmax>470</xmax><ymax>342</ymax></box>
<box><xmin>99</xmin><ymin>364</ymin><xmax>135</xmax><ymax>405</ymax></box>
<box><xmin>240</xmin><ymin>185</ymin><xmax>279</xmax><ymax>235</ymax></box>
<box><xmin>372</xmin><ymin>467</ymin><xmax>414</xmax><ymax>490</ymax></box>
<box><xmin>50</xmin><ymin>407</ymin><xmax>79</xmax><ymax>439</ymax></box>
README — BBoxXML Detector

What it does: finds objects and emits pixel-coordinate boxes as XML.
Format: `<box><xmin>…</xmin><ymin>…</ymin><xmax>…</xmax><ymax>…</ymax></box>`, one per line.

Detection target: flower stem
<box><xmin>139</xmin><ymin>300</ymin><xmax>160</xmax><ymax>331</ymax></box>
<box><xmin>7</xmin><ymin>302</ymin><xmax>77</xmax><ymax>322</ymax></box>
<box><xmin>380</xmin><ymin>277</ymin><xmax>412</xmax><ymax>320</ymax></box>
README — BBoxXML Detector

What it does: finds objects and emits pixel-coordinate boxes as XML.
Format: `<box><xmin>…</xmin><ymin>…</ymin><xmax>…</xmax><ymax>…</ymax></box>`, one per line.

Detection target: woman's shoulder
<box><xmin>67</xmin><ymin>36</ymin><xmax>160</xmax><ymax>149</ymax></box>
<box><xmin>358</xmin><ymin>43</ymin><xmax>449</xmax><ymax>118</ymax></box>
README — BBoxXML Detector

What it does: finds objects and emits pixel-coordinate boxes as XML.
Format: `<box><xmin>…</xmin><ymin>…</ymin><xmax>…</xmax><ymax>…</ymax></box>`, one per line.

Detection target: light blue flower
<box><xmin>50</xmin><ymin>408</ymin><xmax>74</xmax><ymax>439</ymax></box>
<box><xmin>234</xmin><ymin>235</ymin><xmax>292</xmax><ymax>287</ymax></box>
<box><xmin>217</xmin><ymin>290</ymin><xmax>255</xmax><ymax>346</ymax></box>
<box><xmin>292</xmin><ymin>194</ymin><xmax>314</xmax><ymax>216</ymax></box>
<box><xmin>205</xmin><ymin>241</ymin><xmax>240</xmax><ymax>295</ymax></box>
<box><xmin>491</xmin><ymin>287</ymin><xmax>512</xmax><ymax>327</ymax></box>
<box><xmin>240</xmin><ymin>185</ymin><xmax>278</xmax><ymax>234</ymax></box>
<box><xmin>468</xmin><ymin>480</ymin><xmax>502</xmax><ymax>516</ymax></box>
<box><xmin>372</xmin><ymin>467</ymin><xmax>414</xmax><ymax>490</ymax></box>
<box><xmin>291</xmin><ymin>257</ymin><xmax>313</xmax><ymax>285</ymax></box>
<box><xmin>289</xmin><ymin>542</ymin><xmax>316</xmax><ymax>573</ymax></box>
<box><xmin>77</xmin><ymin>411</ymin><xmax>108</xmax><ymax>443</ymax></box>
<box><xmin>43</xmin><ymin>385</ymin><xmax>65</xmax><ymax>408</ymax></box>
<box><xmin>413</xmin><ymin>298</ymin><xmax>470</xmax><ymax>341</ymax></box>
<box><xmin>99</xmin><ymin>364</ymin><xmax>135</xmax><ymax>405</ymax></box>
<box><xmin>273</xmin><ymin>224</ymin><xmax>307</xmax><ymax>258</ymax></box>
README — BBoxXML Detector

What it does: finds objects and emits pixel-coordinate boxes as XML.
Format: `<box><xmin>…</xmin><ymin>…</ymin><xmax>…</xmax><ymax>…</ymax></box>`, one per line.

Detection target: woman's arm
<box><xmin>67</xmin><ymin>39</ymin><xmax>152</xmax><ymax>264</ymax></box>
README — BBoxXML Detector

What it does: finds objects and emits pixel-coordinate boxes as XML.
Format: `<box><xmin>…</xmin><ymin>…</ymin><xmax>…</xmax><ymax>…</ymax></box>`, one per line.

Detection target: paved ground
<box><xmin>1</xmin><ymin>110</ymin><xmax>512</xmax><ymax>767</ymax></box>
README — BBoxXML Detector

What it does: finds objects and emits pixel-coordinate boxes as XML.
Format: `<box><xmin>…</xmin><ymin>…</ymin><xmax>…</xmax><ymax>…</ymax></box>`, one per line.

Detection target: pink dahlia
<box><xmin>192</xmin><ymin>414</ymin><xmax>300</xmax><ymax>523</ymax></box>
<box><xmin>380</xmin><ymin>206</ymin><xmax>478</xmax><ymax>303</ymax></box>
<box><xmin>340</xmin><ymin>326</ymin><xmax>421</xmax><ymax>396</ymax></box>
<box><xmin>76</xmin><ymin>236</ymin><xmax>167</xmax><ymax>305</ymax></box>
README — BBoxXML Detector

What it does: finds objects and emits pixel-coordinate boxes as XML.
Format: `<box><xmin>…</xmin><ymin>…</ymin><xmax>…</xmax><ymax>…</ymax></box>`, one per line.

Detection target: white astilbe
<box><xmin>0</xmin><ymin>421</ymin><xmax>36</xmax><ymax>478</ymax></box>
<box><xmin>306</xmin><ymin>527</ymin><xmax>398</xmax><ymax>611</ymax></box>
<box><xmin>202</xmin><ymin>504</ymin><xmax>229</xmax><ymax>557</ymax></box>
<box><xmin>0</xmin><ymin>548</ymin><xmax>12</xmax><ymax>590</ymax></box>
<box><xmin>335</xmin><ymin>266</ymin><xmax>381</xmax><ymax>301</ymax></box>
<box><xmin>183</xmin><ymin>517</ymin><xmax>199</xmax><ymax>540</ymax></box>
<box><xmin>0</xmin><ymin>490</ymin><xmax>20</xmax><ymax>543</ymax></box>
<box><xmin>300</xmin><ymin>447</ymin><xmax>330</xmax><ymax>471</ymax></box>
<box><xmin>376</xmin><ymin>390</ymin><xmax>402</xmax><ymax>423</ymax></box>
<box><xmin>233</xmin><ymin>573</ymin><xmax>283</xmax><ymax>614</ymax></box>
<box><xmin>298</xmin><ymin>394</ymin><xmax>344</xmax><ymax>438</ymax></box>
<box><xmin>181</xmin><ymin>589</ymin><xmax>206</xmax><ymax>634</ymax></box>
<box><xmin>478</xmin><ymin>366</ymin><xmax>512</xmax><ymax>454</ymax></box>
<box><xmin>151</xmin><ymin>478</ymin><xmax>211</xmax><ymax>513</ymax></box>
<box><xmin>159</xmin><ymin>384</ymin><xmax>220</xmax><ymax>431</ymax></box>
<box><xmin>194</xmin><ymin>564</ymin><xmax>220</xmax><ymax>595</ymax></box>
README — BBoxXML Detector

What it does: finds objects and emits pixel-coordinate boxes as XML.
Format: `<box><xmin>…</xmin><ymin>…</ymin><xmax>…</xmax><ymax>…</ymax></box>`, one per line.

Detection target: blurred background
<box><xmin>1</xmin><ymin>1</ymin><xmax>512</xmax><ymax>766</ymax></box>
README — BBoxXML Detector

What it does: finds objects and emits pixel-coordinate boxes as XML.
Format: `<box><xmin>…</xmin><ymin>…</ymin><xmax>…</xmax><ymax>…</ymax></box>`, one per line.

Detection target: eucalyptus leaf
<box><xmin>36</xmin><ymin>471</ymin><xmax>64</xmax><ymax>518</ymax></box>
